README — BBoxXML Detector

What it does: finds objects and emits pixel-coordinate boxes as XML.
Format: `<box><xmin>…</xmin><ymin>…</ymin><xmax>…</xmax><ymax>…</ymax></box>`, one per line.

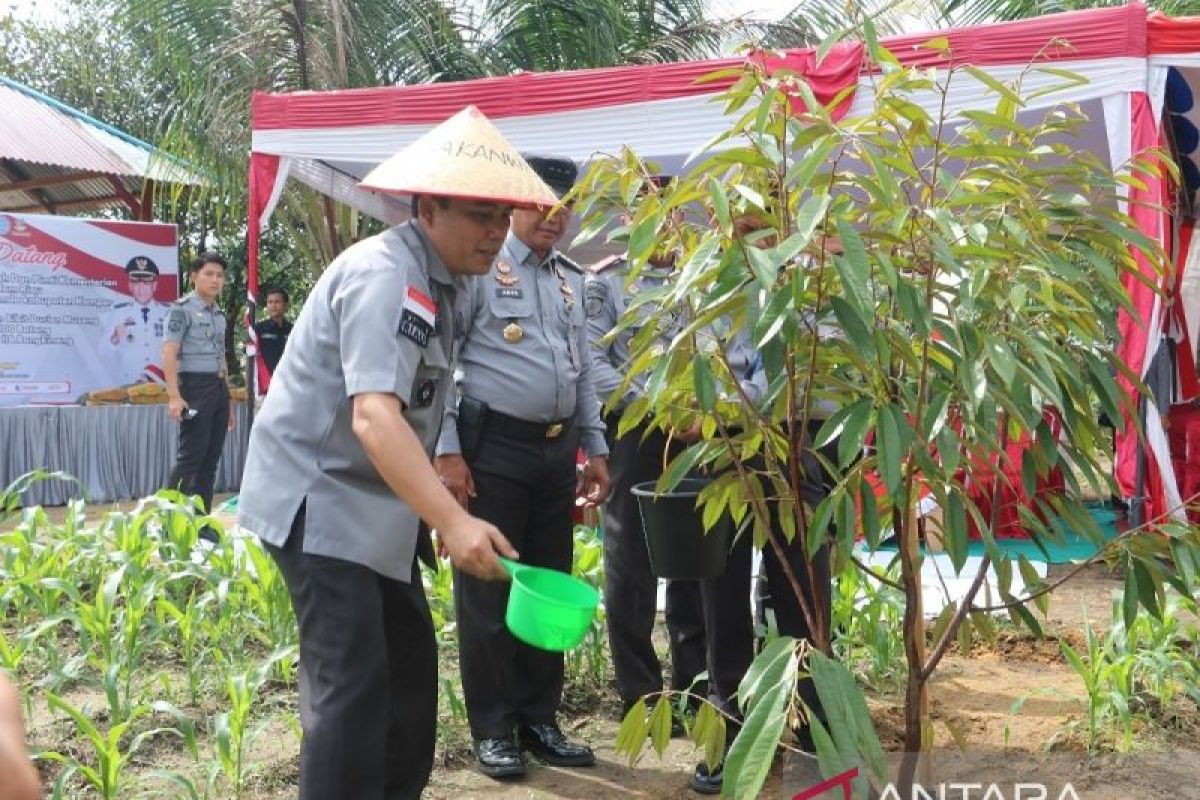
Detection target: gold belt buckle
<box><xmin>545</xmin><ymin>422</ymin><xmax>564</xmax><ymax>439</ymax></box>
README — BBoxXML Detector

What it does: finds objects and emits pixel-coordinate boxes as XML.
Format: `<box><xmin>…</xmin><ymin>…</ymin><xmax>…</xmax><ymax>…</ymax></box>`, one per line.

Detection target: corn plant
<box><xmin>39</xmin><ymin>694</ymin><xmax>179</xmax><ymax>800</ymax></box>
<box><xmin>1062</xmin><ymin>617</ymin><xmax>1136</xmax><ymax>752</ymax></box>
<box><xmin>829</xmin><ymin>558</ymin><xmax>905</xmax><ymax>691</ymax></box>
<box><xmin>238</xmin><ymin>539</ymin><xmax>298</xmax><ymax>669</ymax></box>
<box><xmin>422</xmin><ymin>555</ymin><xmax>457</xmax><ymax>637</ymax></box>
<box><xmin>211</xmin><ymin>653</ymin><xmax>286</xmax><ymax>797</ymax></box>
<box><xmin>566</xmin><ymin>525</ymin><xmax>609</xmax><ymax>687</ymax></box>
<box><xmin>155</xmin><ymin>589</ymin><xmax>209</xmax><ymax>705</ymax></box>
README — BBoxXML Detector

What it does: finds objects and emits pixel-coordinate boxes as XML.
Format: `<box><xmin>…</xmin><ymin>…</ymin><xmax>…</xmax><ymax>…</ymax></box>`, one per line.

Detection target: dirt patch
<box><xmin>10</xmin><ymin>496</ymin><xmax>1200</xmax><ymax>798</ymax></box>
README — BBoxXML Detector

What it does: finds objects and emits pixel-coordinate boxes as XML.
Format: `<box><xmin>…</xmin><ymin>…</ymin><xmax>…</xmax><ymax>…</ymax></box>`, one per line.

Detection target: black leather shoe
<box><xmin>690</xmin><ymin>759</ymin><xmax>724</xmax><ymax>795</ymax></box>
<box><xmin>518</xmin><ymin>723</ymin><xmax>596</xmax><ymax>767</ymax></box>
<box><xmin>474</xmin><ymin>736</ymin><xmax>525</xmax><ymax>779</ymax></box>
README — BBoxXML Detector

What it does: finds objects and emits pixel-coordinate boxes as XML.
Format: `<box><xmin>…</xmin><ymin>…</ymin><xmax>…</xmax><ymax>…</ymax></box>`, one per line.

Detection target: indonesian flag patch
<box><xmin>399</xmin><ymin>286</ymin><xmax>437</xmax><ymax>347</ymax></box>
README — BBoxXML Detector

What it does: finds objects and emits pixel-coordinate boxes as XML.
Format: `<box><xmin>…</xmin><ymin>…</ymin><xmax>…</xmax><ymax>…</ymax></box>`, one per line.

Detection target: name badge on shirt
<box><xmin>495</xmin><ymin>287</ymin><xmax>524</xmax><ymax>300</ymax></box>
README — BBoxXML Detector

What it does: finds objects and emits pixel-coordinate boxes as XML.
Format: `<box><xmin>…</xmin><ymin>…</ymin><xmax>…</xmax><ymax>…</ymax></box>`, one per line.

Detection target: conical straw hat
<box><xmin>359</xmin><ymin>105</ymin><xmax>558</xmax><ymax>208</ymax></box>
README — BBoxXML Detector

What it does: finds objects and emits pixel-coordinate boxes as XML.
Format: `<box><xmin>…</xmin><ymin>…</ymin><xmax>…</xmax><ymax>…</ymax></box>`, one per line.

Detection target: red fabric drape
<box><xmin>1148</xmin><ymin>10</ymin><xmax>1200</xmax><ymax>54</ymax></box>
<box><xmin>1115</xmin><ymin>92</ymin><xmax>1170</xmax><ymax>518</ymax></box>
<box><xmin>246</xmin><ymin>153</ymin><xmax>282</xmax><ymax>395</ymax></box>
<box><xmin>750</xmin><ymin>43</ymin><xmax>865</xmax><ymax>122</ymax></box>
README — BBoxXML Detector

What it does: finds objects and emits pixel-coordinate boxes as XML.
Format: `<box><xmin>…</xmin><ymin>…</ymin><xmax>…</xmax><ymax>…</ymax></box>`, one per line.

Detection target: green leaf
<box><xmin>837</xmin><ymin>399</ymin><xmax>874</xmax><ymax>469</ymax></box>
<box><xmin>808</xmin><ymin>650</ymin><xmax>888</xmax><ymax>788</ymax></box>
<box><xmin>829</xmin><ymin>297</ymin><xmax>874</xmax><ymax>358</ymax></box>
<box><xmin>877</xmin><ymin>405</ymin><xmax>903</xmax><ymax>496</ymax></box>
<box><xmin>615</xmin><ymin>699</ymin><xmax>648</xmax><ymax>766</ymax></box>
<box><xmin>1122</xmin><ymin>569</ymin><xmax>1139</xmax><ymax>631</ymax></box>
<box><xmin>658</xmin><ymin>443</ymin><xmax>707</xmax><ymax>495</ymax></box>
<box><xmin>737</xmin><ymin>636</ymin><xmax>795</xmax><ymax>709</ymax></box>
<box><xmin>833</xmin><ymin>218</ymin><xmax>871</xmax><ymax>315</ymax></box>
<box><xmin>691</xmin><ymin>701</ymin><xmax>727</xmax><ymax>771</ymax></box>
<box><xmin>708</xmin><ymin>176</ymin><xmax>731</xmax><ymax>233</ymax></box>
<box><xmin>946</xmin><ymin>492</ymin><xmax>968</xmax><ymax>573</ymax></box>
<box><xmin>649</xmin><ymin>696</ymin><xmax>673</xmax><ymax>757</ymax></box>
<box><xmin>746</xmin><ymin>245</ymin><xmax>779</xmax><ymax>289</ymax></box>
<box><xmin>723</xmin><ymin>648</ymin><xmax>797</xmax><ymax>799</ymax></box>
<box><xmin>788</xmin><ymin>194</ymin><xmax>833</xmax><ymax>256</ymax></box>
<box><xmin>1009</xmin><ymin>602</ymin><xmax>1044</xmax><ymax>638</ymax></box>
<box><xmin>693</xmin><ymin>355</ymin><xmax>717</xmax><ymax>412</ymax></box>
<box><xmin>1132</xmin><ymin>559</ymin><xmax>1162</xmax><ymax>620</ymax></box>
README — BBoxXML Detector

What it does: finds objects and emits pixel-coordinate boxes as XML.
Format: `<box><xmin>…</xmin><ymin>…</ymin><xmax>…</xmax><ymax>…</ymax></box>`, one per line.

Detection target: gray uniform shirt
<box><xmin>238</xmin><ymin>222</ymin><xmax>461</xmax><ymax>583</ymax></box>
<box><xmin>437</xmin><ymin>233</ymin><xmax>607</xmax><ymax>458</ymax></box>
<box><xmin>164</xmin><ymin>293</ymin><xmax>227</xmax><ymax>374</ymax></box>
<box><xmin>585</xmin><ymin>258</ymin><xmax>684</xmax><ymax>409</ymax></box>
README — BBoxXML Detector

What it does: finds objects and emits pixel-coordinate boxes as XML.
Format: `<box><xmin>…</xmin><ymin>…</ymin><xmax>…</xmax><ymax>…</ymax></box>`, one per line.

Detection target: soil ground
<box><xmin>15</xmin><ymin>495</ymin><xmax>1200</xmax><ymax>799</ymax></box>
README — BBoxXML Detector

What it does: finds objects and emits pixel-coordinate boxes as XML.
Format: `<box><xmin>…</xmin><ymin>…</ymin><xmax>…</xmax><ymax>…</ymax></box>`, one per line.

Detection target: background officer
<box><xmin>435</xmin><ymin>155</ymin><xmax>610</xmax><ymax>780</ymax></box>
<box><xmin>253</xmin><ymin>286</ymin><xmax>292</xmax><ymax>376</ymax></box>
<box><xmin>237</xmin><ymin>106</ymin><xmax>543</xmax><ymax>800</ymax></box>
<box><xmin>162</xmin><ymin>252</ymin><xmax>233</xmax><ymax>534</ymax></box>
<box><xmin>584</xmin><ymin>183</ymin><xmax>707</xmax><ymax>728</ymax></box>
<box><xmin>105</xmin><ymin>255</ymin><xmax>170</xmax><ymax>385</ymax></box>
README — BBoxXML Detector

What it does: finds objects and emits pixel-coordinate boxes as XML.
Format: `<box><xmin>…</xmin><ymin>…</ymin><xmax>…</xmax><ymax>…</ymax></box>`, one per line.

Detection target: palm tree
<box><xmin>111</xmin><ymin>0</ymin><xmax>785</xmax><ymax>270</ymax></box>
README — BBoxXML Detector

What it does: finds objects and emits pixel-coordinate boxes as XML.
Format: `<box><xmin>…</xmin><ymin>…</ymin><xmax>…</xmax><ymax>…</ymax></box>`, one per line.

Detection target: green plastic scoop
<box><xmin>499</xmin><ymin>557</ymin><xmax>599</xmax><ymax>652</ymax></box>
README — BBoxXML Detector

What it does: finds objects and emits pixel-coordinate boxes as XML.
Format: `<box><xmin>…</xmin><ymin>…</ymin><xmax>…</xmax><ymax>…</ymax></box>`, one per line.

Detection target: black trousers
<box><xmin>167</xmin><ymin>372</ymin><xmax>229</xmax><ymax>515</ymax></box>
<box><xmin>455</xmin><ymin>422</ymin><xmax>578</xmax><ymax>740</ymax></box>
<box><xmin>699</xmin><ymin>424</ymin><xmax>835</xmax><ymax>749</ymax></box>
<box><xmin>264</xmin><ymin>506</ymin><xmax>437</xmax><ymax>800</ymax></box>
<box><xmin>602</xmin><ymin>415</ymin><xmax>707</xmax><ymax>707</ymax></box>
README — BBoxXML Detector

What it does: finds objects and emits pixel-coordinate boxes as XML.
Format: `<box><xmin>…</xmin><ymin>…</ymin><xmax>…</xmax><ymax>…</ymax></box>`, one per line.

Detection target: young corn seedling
<box><xmin>212</xmin><ymin>654</ymin><xmax>283</xmax><ymax>797</ymax></box>
<box><xmin>155</xmin><ymin>590</ymin><xmax>208</xmax><ymax>705</ymax></box>
<box><xmin>40</xmin><ymin>693</ymin><xmax>180</xmax><ymax>800</ymax></box>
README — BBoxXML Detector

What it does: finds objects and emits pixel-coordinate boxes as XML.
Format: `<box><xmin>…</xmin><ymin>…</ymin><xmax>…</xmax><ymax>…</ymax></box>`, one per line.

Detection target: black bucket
<box><xmin>631</xmin><ymin>478</ymin><xmax>733</xmax><ymax>579</ymax></box>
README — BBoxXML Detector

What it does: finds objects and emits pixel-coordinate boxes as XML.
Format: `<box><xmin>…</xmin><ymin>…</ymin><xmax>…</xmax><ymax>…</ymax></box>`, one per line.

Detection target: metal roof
<box><xmin>0</xmin><ymin>75</ymin><xmax>201</xmax><ymax>214</ymax></box>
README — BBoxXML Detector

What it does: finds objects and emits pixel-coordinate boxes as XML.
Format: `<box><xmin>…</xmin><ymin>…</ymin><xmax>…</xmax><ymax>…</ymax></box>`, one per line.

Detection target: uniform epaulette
<box><xmin>590</xmin><ymin>255</ymin><xmax>626</xmax><ymax>274</ymax></box>
<box><xmin>555</xmin><ymin>253</ymin><xmax>584</xmax><ymax>274</ymax></box>
<box><xmin>112</xmin><ymin>301</ymin><xmax>132</xmax><ymax>308</ymax></box>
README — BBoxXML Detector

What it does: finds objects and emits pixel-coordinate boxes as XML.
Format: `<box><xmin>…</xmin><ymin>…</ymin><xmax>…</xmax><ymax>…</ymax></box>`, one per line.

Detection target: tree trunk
<box><xmin>897</xmin><ymin>503</ymin><xmax>928</xmax><ymax>791</ymax></box>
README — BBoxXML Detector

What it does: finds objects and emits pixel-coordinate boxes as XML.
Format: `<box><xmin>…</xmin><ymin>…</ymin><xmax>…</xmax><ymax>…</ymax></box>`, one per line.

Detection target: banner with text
<box><xmin>0</xmin><ymin>213</ymin><xmax>178</xmax><ymax>406</ymax></box>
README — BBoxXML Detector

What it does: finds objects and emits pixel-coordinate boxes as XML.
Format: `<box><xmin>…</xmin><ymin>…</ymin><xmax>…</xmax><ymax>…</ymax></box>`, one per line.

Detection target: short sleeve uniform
<box><xmin>237</xmin><ymin>221</ymin><xmax>461</xmax><ymax>582</ymax></box>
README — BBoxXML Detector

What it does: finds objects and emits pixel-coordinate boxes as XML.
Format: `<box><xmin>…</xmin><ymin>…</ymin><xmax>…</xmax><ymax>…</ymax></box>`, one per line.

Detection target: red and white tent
<box><xmin>247</xmin><ymin>3</ymin><xmax>1200</xmax><ymax>524</ymax></box>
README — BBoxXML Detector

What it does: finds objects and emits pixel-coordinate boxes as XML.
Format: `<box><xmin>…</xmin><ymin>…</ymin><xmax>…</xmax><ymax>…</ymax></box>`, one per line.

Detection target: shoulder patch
<box><xmin>585</xmin><ymin>278</ymin><xmax>609</xmax><ymax>319</ymax></box>
<box><xmin>590</xmin><ymin>255</ymin><xmax>626</xmax><ymax>274</ymax></box>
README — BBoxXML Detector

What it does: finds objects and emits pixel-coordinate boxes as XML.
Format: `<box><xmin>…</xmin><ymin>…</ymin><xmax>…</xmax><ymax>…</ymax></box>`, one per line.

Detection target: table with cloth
<box><xmin>0</xmin><ymin>403</ymin><xmax>248</xmax><ymax>506</ymax></box>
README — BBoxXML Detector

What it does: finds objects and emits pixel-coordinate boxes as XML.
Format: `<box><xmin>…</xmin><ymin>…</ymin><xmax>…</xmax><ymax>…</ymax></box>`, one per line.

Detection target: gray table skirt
<box><xmin>0</xmin><ymin>403</ymin><xmax>249</xmax><ymax>507</ymax></box>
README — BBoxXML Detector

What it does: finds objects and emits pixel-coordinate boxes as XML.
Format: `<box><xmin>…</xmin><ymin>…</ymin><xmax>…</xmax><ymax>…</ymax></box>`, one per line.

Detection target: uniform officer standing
<box><xmin>435</xmin><ymin>155</ymin><xmax>611</xmax><ymax>779</ymax></box>
<box><xmin>584</xmin><ymin>186</ymin><xmax>708</xmax><ymax>726</ymax></box>
<box><xmin>238</xmin><ymin>106</ymin><xmax>544</xmax><ymax>800</ymax></box>
<box><xmin>105</xmin><ymin>255</ymin><xmax>171</xmax><ymax>385</ymax></box>
<box><xmin>252</xmin><ymin>287</ymin><xmax>292</xmax><ymax>376</ymax></box>
<box><xmin>689</xmin><ymin>215</ymin><xmax>843</xmax><ymax>795</ymax></box>
<box><xmin>163</xmin><ymin>252</ymin><xmax>233</xmax><ymax>528</ymax></box>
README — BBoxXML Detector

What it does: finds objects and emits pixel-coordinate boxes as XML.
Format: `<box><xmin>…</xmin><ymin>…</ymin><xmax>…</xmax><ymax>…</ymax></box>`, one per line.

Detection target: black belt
<box><xmin>486</xmin><ymin>408</ymin><xmax>573</xmax><ymax>440</ymax></box>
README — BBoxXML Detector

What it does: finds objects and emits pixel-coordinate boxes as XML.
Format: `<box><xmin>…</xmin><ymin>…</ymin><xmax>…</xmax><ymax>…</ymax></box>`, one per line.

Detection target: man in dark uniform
<box><xmin>237</xmin><ymin>106</ymin><xmax>544</xmax><ymax>800</ymax></box>
<box><xmin>689</xmin><ymin>215</ymin><xmax>844</xmax><ymax>795</ymax></box>
<box><xmin>253</xmin><ymin>287</ymin><xmax>292</xmax><ymax>375</ymax></box>
<box><xmin>584</xmin><ymin>181</ymin><xmax>708</xmax><ymax>728</ymax></box>
<box><xmin>104</xmin><ymin>255</ymin><xmax>171</xmax><ymax>384</ymax></box>
<box><xmin>435</xmin><ymin>155</ymin><xmax>611</xmax><ymax>779</ymax></box>
<box><xmin>162</xmin><ymin>252</ymin><xmax>234</xmax><ymax>530</ymax></box>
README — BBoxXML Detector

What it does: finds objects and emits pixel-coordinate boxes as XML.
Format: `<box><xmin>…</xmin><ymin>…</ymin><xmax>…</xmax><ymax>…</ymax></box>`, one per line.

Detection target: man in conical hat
<box><xmin>239</xmin><ymin>106</ymin><xmax>557</xmax><ymax>800</ymax></box>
